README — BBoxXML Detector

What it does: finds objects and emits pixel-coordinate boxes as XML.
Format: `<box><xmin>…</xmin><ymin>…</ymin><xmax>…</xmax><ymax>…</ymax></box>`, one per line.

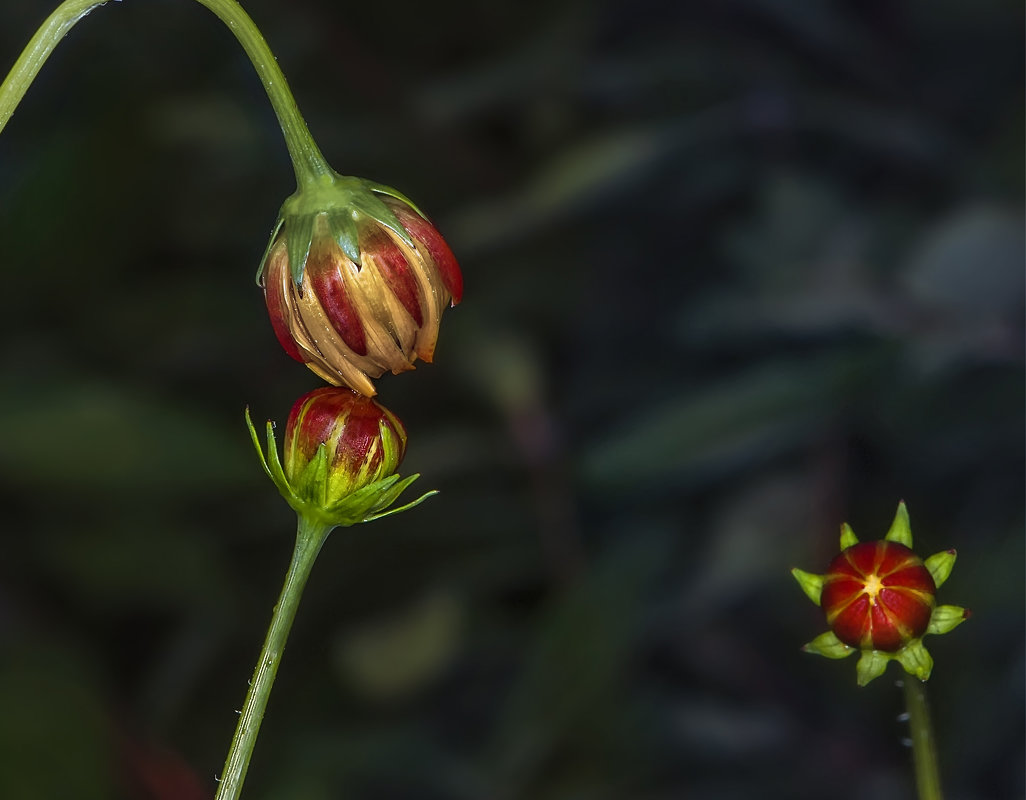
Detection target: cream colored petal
<box><xmin>280</xmin><ymin>267</ymin><xmax>382</xmax><ymax>395</ymax></box>
<box><xmin>390</xmin><ymin>234</ymin><xmax>443</xmax><ymax>362</ymax></box>
<box><xmin>334</xmin><ymin>257</ymin><xmax>412</xmax><ymax>373</ymax></box>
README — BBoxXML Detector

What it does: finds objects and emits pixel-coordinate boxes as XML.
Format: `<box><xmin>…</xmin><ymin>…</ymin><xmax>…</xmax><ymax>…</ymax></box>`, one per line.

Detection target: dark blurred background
<box><xmin>0</xmin><ymin>0</ymin><xmax>1022</xmax><ymax>798</ymax></box>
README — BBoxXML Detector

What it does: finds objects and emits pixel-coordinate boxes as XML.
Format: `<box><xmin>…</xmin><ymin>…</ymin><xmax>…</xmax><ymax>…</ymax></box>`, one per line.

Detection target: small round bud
<box><xmin>245</xmin><ymin>388</ymin><xmax>434</xmax><ymax>529</ymax></box>
<box><xmin>792</xmin><ymin>502</ymin><xmax>970</xmax><ymax>685</ymax></box>
<box><xmin>283</xmin><ymin>387</ymin><xmax>407</xmax><ymax>507</ymax></box>
<box><xmin>821</xmin><ymin>541</ymin><xmax>935</xmax><ymax>652</ymax></box>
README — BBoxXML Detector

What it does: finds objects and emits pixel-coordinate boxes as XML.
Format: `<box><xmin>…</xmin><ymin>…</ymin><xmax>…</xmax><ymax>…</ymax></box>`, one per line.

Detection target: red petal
<box><xmin>306</xmin><ymin>243</ymin><xmax>368</xmax><ymax>356</ymax></box>
<box><xmin>831</xmin><ymin>594</ymin><xmax>871</xmax><ymax>648</ymax></box>
<box><xmin>390</xmin><ymin>200</ymin><xmax>463</xmax><ymax>304</ymax></box>
<box><xmin>286</xmin><ymin>388</ymin><xmax>345</xmax><ymax>461</ymax></box>
<box><xmin>880</xmin><ymin>587</ymin><xmax>933</xmax><ymax>639</ymax></box>
<box><xmin>876</xmin><ymin>542</ymin><xmax>920</xmax><ymax>575</ymax></box>
<box><xmin>364</xmin><ymin>226</ymin><xmax>423</xmax><ymax>326</ymax></box>
<box><xmin>884</xmin><ymin>563</ymin><xmax>935</xmax><ymax>594</ymax></box>
<box><xmin>842</xmin><ymin>541</ymin><xmax>883</xmax><ymax>576</ymax></box>
<box><xmin>869</xmin><ymin>601</ymin><xmax>903</xmax><ymax>650</ymax></box>
<box><xmin>821</xmin><ymin>576</ymin><xmax>865</xmax><ymax>613</ymax></box>
<box><xmin>263</xmin><ymin>244</ymin><xmax>306</xmax><ymax>363</ymax></box>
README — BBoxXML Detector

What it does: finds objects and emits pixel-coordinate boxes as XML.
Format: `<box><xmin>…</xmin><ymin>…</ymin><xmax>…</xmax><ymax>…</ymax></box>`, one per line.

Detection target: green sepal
<box><xmin>839</xmin><ymin>522</ymin><xmax>858</xmax><ymax>549</ymax></box>
<box><xmin>895</xmin><ymin>639</ymin><xmax>934</xmax><ymax>682</ymax></box>
<box><xmin>791</xmin><ymin>567</ymin><xmax>825</xmax><ymax>606</ymax></box>
<box><xmin>927</xmin><ymin>605</ymin><xmax>970</xmax><ymax>636</ymax></box>
<box><xmin>255</xmin><ymin>213</ymin><xmax>286</xmax><ymax>286</ymax></box>
<box><xmin>319</xmin><ymin>473</ymin><xmax>435</xmax><ymax>527</ymax></box>
<box><xmin>363</xmin><ymin>179</ymin><xmax>428</xmax><ymax>220</ymax></box>
<box><xmin>884</xmin><ymin>501</ymin><xmax>913</xmax><ymax>548</ymax></box>
<box><xmin>285</xmin><ymin>212</ymin><xmax>317</xmax><ymax>285</ymax></box>
<box><xmin>325</xmin><ymin>208</ymin><xmax>362</xmax><ymax>266</ymax></box>
<box><xmin>924</xmin><ymin>549</ymin><xmax>957</xmax><ymax>588</ymax></box>
<box><xmin>348</xmin><ymin>188</ymin><xmax>415</xmax><ymax>250</ymax></box>
<box><xmin>310</xmin><ymin>443</ymin><xmax>332</xmax><ymax>509</ymax></box>
<box><xmin>855</xmin><ymin>650</ymin><xmax>891</xmax><ymax>686</ymax></box>
<box><xmin>802</xmin><ymin>630</ymin><xmax>855</xmax><ymax>660</ymax></box>
<box><xmin>246</xmin><ymin>408</ymin><xmax>296</xmax><ymax>505</ymax></box>
<box><xmin>365</xmin><ymin>486</ymin><xmax>439</xmax><ymax>522</ymax></box>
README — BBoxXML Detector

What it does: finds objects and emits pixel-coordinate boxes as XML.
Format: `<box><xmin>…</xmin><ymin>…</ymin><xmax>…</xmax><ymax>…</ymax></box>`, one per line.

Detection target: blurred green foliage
<box><xmin>0</xmin><ymin>0</ymin><xmax>1022</xmax><ymax>798</ymax></box>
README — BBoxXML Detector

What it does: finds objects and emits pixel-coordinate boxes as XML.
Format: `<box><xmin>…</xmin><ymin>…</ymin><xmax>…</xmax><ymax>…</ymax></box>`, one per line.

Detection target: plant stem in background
<box><xmin>215</xmin><ymin>515</ymin><xmax>332</xmax><ymax>800</ymax></box>
<box><xmin>904</xmin><ymin>678</ymin><xmax>943</xmax><ymax>800</ymax></box>
<box><xmin>0</xmin><ymin>0</ymin><xmax>331</xmax><ymax>184</ymax></box>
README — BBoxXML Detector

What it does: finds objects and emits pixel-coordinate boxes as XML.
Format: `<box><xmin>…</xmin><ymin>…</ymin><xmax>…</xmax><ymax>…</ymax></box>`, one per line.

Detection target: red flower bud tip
<box><xmin>245</xmin><ymin>388</ymin><xmax>436</xmax><ymax>528</ymax></box>
<box><xmin>792</xmin><ymin>502</ymin><xmax>969</xmax><ymax>685</ymax></box>
<box><xmin>260</xmin><ymin>177</ymin><xmax>463</xmax><ymax>396</ymax></box>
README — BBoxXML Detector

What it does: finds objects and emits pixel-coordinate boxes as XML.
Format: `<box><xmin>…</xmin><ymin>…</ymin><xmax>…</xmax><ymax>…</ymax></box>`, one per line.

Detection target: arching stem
<box><xmin>0</xmin><ymin>0</ymin><xmax>332</xmax><ymax>185</ymax></box>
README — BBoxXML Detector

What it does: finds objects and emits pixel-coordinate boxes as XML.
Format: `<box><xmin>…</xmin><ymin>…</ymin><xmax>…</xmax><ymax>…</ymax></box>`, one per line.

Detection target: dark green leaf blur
<box><xmin>0</xmin><ymin>0</ymin><xmax>1021</xmax><ymax>798</ymax></box>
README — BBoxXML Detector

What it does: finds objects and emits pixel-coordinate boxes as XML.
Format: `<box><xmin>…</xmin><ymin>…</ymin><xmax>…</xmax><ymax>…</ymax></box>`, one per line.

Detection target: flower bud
<box><xmin>246</xmin><ymin>387</ymin><xmax>436</xmax><ymax>528</ymax></box>
<box><xmin>820</xmin><ymin>541</ymin><xmax>935</xmax><ymax>652</ymax></box>
<box><xmin>284</xmin><ymin>387</ymin><xmax>406</xmax><ymax>506</ymax></box>
<box><xmin>260</xmin><ymin>178</ymin><xmax>463</xmax><ymax>396</ymax></box>
<box><xmin>792</xmin><ymin>502</ymin><xmax>969</xmax><ymax>685</ymax></box>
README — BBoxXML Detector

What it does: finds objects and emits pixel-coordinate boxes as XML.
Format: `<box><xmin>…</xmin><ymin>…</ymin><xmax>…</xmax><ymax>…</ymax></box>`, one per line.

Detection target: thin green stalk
<box><xmin>904</xmin><ymin>677</ymin><xmax>944</xmax><ymax>800</ymax></box>
<box><xmin>215</xmin><ymin>515</ymin><xmax>332</xmax><ymax>800</ymax></box>
<box><xmin>0</xmin><ymin>0</ymin><xmax>331</xmax><ymax>184</ymax></box>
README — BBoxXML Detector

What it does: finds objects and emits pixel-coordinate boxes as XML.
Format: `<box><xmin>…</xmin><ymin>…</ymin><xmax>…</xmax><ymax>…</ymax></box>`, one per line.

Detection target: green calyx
<box><xmin>245</xmin><ymin>408</ymin><xmax>437</xmax><ymax>529</ymax></box>
<box><xmin>255</xmin><ymin>173</ymin><xmax>429</xmax><ymax>287</ymax></box>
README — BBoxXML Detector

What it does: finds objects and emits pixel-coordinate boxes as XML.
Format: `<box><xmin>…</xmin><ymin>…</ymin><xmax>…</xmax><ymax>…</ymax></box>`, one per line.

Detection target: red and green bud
<box><xmin>260</xmin><ymin>176</ymin><xmax>463</xmax><ymax>397</ymax></box>
<box><xmin>284</xmin><ymin>387</ymin><xmax>407</xmax><ymax>506</ymax></box>
<box><xmin>246</xmin><ymin>387</ymin><xmax>435</xmax><ymax>528</ymax></box>
<box><xmin>792</xmin><ymin>503</ymin><xmax>969</xmax><ymax>686</ymax></box>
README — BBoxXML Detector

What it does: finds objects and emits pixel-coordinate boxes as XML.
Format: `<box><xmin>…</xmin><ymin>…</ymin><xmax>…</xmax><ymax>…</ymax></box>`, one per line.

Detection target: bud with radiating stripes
<box><xmin>792</xmin><ymin>502</ymin><xmax>969</xmax><ymax>685</ymax></box>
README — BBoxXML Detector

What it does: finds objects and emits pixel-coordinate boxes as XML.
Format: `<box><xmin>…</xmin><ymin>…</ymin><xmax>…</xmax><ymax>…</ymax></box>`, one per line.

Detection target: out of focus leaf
<box><xmin>334</xmin><ymin>589</ymin><xmax>464</xmax><ymax>700</ymax></box>
<box><xmin>901</xmin><ymin>206</ymin><xmax>1025</xmax><ymax>318</ymax></box>
<box><xmin>0</xmin><ymin>375</ymin><xmax>253</xmax><ymax>493</ymax></box>
<box><xmin>582</xmin><ymin>355</ymin><xmax>873</xmax><ymax>492</ymax></box>
<box><xmin>491</xmin><ymin>534</ymin><xmax>669</xmax><ymax>784</ymax></box>
<box><xmin>0</xmin><ymin>639</ymin><xmax>114</xmax><ymax>800</ymax></box>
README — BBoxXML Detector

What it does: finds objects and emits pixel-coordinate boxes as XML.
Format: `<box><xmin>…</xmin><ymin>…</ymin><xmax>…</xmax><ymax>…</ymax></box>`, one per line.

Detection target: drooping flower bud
<box><xmin>792</xmin><ymin>502</ymin><xmax>969</xmax><ymax>685</ymax></box>
<box><xmin>246</xmin><ymin>387</ymin><xmax>436</xmax><ymax>528</ymax></box>
<box><xmin>260</xmin><ymin>176</ymin><xmax>463</xmax><ymax>396</ymax></box>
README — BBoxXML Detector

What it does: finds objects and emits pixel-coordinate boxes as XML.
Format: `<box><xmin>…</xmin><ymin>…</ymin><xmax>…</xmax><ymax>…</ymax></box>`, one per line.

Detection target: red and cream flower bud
<box><xmin>246</xmin><ymin>387</ymin><xmax>435</xmax><ymax>528</ymax></box>
<box><xmin>792</xmin><ymin>503</ymin><xmax>969</xmax><ymax>685</ymax></box>
<box><xmin>260</xmin><ymin>178</ymin><xmax>463</xmax><ymax>396</ymax></box>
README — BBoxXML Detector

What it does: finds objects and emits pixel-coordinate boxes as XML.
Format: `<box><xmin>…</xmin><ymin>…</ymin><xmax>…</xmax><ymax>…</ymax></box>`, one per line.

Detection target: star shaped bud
<box><xmin>791</xmin><ymin>502</ymin><xmax>970</xmax><ymax>686</ymax></box>
<box><xmin>246</xmin><ymin>387</ymin><xmax>437</xmax><ymax>529</ymax></box>
<box><xmin>259</xmin><ymin>174</ymin><xmax>463</xmax><ymax>396</ymax></box>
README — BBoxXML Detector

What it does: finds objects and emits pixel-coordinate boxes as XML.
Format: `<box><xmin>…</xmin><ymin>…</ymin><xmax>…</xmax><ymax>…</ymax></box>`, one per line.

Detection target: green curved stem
<box><xmin>904</xmin><ymin>678</ymin><xmax>944</xmax><ymax>800</ymax></box>
<box><xmin>215</xmin><ymin>515</ymin><xmax>332</xmax><ymax>800</ymax></box>
<box><xmin>0</xmin><ymin>0</ymin><xmax>332</xmax><ymax>184</ymax></box>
